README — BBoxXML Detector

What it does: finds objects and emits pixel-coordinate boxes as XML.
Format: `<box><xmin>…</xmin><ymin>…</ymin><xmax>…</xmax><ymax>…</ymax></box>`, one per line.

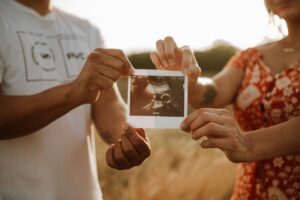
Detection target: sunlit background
<box><xmin>50</xmin><ymin>2</ymin><xmax>286</xmax><ymax>199</ymax></box>
<box><xmin>52</xmin><ymin>0</ymin><xmax>282</xmax><ymax>53</ymax></box>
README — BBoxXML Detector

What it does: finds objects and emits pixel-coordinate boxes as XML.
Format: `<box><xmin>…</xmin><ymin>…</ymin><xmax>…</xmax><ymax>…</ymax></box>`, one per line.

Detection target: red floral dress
<box><xmin>226</xmin><ymin>48</ymin><xmax>300</xmax><ymax>200</ymax></box>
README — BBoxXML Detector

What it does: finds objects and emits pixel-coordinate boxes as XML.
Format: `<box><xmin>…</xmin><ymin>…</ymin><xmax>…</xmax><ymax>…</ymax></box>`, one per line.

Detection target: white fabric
<box><xmin>0</xmin><ymin>58</ymin><xmax>3</xmax><ymax>83</ymax></box>
<box><xmin>0</xmin><ymin>0</ymin><xmax>104</xmax><ymax>199</ymax></box>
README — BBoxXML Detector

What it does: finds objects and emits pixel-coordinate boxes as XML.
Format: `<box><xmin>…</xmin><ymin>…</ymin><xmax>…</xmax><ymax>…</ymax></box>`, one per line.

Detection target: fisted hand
<box><xmin>150</xmin><ymin>36</ymin><xmax>201</xmax><ymax>86</ymax></box>
<box><xmin>106</xmin><ymin>126</ymin><xmax>151</xmax><ymax>170</ymax></box>
<box><xmin>70</xmin><ymin>48</ymin><xmax>134</xmax><ymax>104</ymax></box>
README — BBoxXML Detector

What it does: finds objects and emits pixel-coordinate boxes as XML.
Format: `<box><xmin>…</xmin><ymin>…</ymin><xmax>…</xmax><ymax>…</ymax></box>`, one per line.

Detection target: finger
<box><xmin>114</xmin><ymin>141</ymin><xmax>131</xmax><ymax>168</ymax></box>
<box><xmin>190</xmin><ymin>112</ymin><xmax>224</xmax><ymax>132</ymax></box>
<box><xmin>134</xmin><ymin>128</ymin><xmax>149</xmax><ymax>142</ymax></box>
<box><xmin>93</xmin><ymin>64</ymin><xmax>120</xmax><ymax>82</ymax></box>
<box><xmin>106</xmin><ymin>144</ymin><xmax>119</xmax><ymax>169</ymax></box>
<box><xmin>179</xmin><ymin>46</ymin><xmax>194</xmax><ymax>74</ymax></box>
<box><xmin>90</xmin><ymin>51</ymin><xmax>124</xmax><ymax>71</ymax></box>
<box><xmin>192</xmin><ymin>122</ymin><xmax>230</xmax><ymax>140</ymax></box>
<box><xmin>200</xmin><ymin>137</ymin><xmax>233</xmax><ymax>151</ymax></box>
<box><xmin>121</xmin><ymin>134</ymin><xmax>142</xmax><ymax>165</ymax></box>
<box><xmin>125</xmin><ymin>127</ymin><xmax>151</xmax><ymax>158</ymax></box>
<box><xmin>150</xmin><ymin>52</ymin><xmax>164</xmax><ymax>69</ymax></box>
<box><xmin>156</xmin><ymin>40</ymin><xmax>169</xmax><ymax>67</ymax></box>
<box><xmin>93</xmin><ymin>74</ymin><xmax>114</xmax><ymax>91</ymax></box>
<box><xmin>181</xmin><ymin>108</ymin><xmax>229</xmax><ymax>131</ymax></box>
<box><xmin>163</xmin><ymin>36</ymin><xmax>177</xmax><ymax>66</ymax></box>
<box><xmin>95</xmin><ymin>48</ymin><xmax>134</xmax><ymax>75</ymax></box>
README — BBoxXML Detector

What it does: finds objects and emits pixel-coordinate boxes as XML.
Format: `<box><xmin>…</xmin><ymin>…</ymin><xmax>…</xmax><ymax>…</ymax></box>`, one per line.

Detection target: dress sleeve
<box><xmin>225</xmin><ymin>49</ymin><xmax>254</xmax><ymax>70</ymax></box>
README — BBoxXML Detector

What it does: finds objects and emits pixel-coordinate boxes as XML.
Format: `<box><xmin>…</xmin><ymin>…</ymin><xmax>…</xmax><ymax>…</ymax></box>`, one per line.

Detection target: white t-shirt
<box><xmin>0</xmin><ymin>0</ymin><xmax>104</xmax><ymax>199</ymax></box>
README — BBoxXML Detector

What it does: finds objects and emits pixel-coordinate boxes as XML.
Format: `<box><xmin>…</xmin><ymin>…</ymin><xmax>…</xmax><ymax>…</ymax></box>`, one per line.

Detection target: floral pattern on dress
<box><xmin>226</xmin><ymin>48</ymin><xmax>300</xmax><ymax>200</ymax></box>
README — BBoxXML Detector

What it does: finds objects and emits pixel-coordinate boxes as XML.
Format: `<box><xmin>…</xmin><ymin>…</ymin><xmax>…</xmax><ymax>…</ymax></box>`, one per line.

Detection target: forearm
<box><xmin>0</xmin><ymin>83</ymin><xmax>78</xmax><ymax>139</ymax></box>
<box><xmin>246</xmin><ymin>116</ymin><xmax>300</xmax><ymax>161</ymax></box>
<box><xmin>92</xmin><ymin>85</ymin><xmax>127</xmax><ymax>144</ymax></box>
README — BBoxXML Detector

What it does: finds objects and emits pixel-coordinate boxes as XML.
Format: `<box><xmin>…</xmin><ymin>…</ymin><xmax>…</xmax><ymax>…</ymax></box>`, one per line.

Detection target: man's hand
<box><xmin>106</xmin><ymin>126</ymin><xmax>151</xmax><ymax>170</ymax></box>
<box><xmin>69</xmin><ymin>48</ymin><xmax>134</xmax><ymax>105</ymax></box>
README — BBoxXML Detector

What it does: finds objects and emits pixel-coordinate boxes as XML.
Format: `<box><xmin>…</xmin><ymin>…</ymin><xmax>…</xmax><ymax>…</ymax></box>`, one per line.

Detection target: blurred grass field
<box><xmin>95</xmin><ymin>76</ymin><xmax>238</xmax><ymax>200</ymax></box>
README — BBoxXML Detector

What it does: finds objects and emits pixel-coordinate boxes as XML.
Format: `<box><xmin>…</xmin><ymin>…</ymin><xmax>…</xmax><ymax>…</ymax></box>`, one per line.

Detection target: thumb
<box><xmin>125</xmin><ymin>124</ymin><xmax>148</xmax><ymax>141</ymax></box>
<box><xmin>121</xmin><ymin>59</ymin><xmax>135</xmax><ymax>76</ymax></box>
<box><xmin>134</xmin><ymin>128</ymin><xmax>146</xmax><ymax>139</ymax></box>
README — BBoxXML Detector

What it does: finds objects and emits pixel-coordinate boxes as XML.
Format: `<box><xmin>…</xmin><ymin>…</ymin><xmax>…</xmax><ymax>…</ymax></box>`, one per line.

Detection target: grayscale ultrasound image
<box><xmin>130</xmin><ymin>75</ymin><xmax>184</xmax><ymax>117</ymax></box>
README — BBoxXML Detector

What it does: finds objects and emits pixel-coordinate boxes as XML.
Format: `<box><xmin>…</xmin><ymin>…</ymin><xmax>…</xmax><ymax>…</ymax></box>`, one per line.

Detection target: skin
<box><xmin>150</xmin><ymin>0</ymin><xmax>300</xmax><ymax>163</ymax></box>
<box><xmin>0</xmin><ymin>0</ymin><xmax>151</xmax><ymax>170</ymax></box>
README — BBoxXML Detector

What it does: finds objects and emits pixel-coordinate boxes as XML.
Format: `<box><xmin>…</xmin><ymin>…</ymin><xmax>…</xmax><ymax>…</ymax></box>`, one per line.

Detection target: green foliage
<box><xmin>195</xmin><ymin>40</ymin><xmax>239</xmax><ymax>72</ymax></box>
<box><xmin>128</xmin><ymin>52</ymin><xmax>155</xmax><ymax>69</ymax></box>
<box><xmin>128</xmin><ymin>40</ymin><xmax>239</xmax><ymax>72</ymax></box>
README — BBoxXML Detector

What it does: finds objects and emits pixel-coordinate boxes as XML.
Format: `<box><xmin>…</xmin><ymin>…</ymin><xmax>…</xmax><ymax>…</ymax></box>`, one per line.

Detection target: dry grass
<box><xmin>96</xmin><ymin>129</ymin><xmax>237</xmax><ymax>200</ymax></box>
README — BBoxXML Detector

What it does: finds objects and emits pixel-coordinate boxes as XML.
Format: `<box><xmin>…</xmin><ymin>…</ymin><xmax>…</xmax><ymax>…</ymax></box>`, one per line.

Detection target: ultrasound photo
<box><xmin>129</xmin><ymin>75</ymin><xmax>185</xmax><ymax>117</ymax></box>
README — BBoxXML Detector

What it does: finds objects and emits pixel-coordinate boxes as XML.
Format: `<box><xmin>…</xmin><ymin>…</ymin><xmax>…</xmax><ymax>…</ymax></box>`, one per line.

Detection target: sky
<box><xmin>53</xmin><ymin>0</ymin><xmax>279</xmax><ymax>53</ymax></box>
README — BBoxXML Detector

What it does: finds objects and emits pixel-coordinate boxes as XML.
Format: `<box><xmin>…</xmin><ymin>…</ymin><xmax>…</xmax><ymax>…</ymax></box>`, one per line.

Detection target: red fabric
<box><xmin>227</xmin><ymin>48</ymin><xmax>300</xmax><ymax>199</ymax></box>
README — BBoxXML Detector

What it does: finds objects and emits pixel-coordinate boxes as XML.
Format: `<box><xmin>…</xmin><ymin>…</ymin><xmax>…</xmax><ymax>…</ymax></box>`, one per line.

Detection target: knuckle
<box><xmin>115</xmin><ymin>60</ymin><xmax>123</xmax><ymax>69</ymax></box>
<box><xmin>207</xmin><ymin>122</ymin><xmax>217</xmax><ymax>131</ymax></box>
<box><xmin>197</xmin><ymin>108</ymin><xmax>204</xmax><ymax>115</ymax></box>
<box><xmin>201</xmin><ymin>112</ymin><xmax>210</xmax><ymax>122</ymax></box>
<box><xmin>190</xmin><ymin>123</ymin><xmax>196</xmax><ymax>131</ymax></box>
<box><xmin>220</xmin><ymin>109</ymin><xmax>229</xmax><ymax>115</ymax></box>
<box><xmin>87</xmin><ymin>52</ymin><xmax>99</xmax><ymax>61</ymax></box>
<box><xmin>116</xmin><ymin>49</ymin><xmax>125</xmax><ymax>57</ymax></box>
<box><xmin>165</xmin><ymin>52</ymin><xmax>173</xmax><ymax>59</ymax></box>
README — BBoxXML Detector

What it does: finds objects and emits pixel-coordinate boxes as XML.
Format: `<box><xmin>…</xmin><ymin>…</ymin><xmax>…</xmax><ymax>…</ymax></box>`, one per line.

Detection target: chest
<box><xmin>234</xmin><ymin>59</ymin><xmax>300</xmax><ymax>129</ymax></box>
<box><xmin>0</xmin><ymin>18</ymin><xmax>92</xmax><ymax>95</ymax></box>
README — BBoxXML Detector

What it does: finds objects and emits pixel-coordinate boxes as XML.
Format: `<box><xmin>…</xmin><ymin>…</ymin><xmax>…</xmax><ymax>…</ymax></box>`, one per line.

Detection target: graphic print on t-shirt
<box><xmin>57</xmin><ymin>34</ymin><xmax>89</xmax><ymax>78</ymax></box>
<box><xmin>17</xmin><ymin>31</ymin><xmax>89</xmax><ymax>82</ymax></box>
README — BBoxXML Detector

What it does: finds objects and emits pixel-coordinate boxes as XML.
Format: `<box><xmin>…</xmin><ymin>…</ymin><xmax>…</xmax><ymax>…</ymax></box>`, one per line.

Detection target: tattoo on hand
<box><xmin>201</xmin><ymin>82</ymin><xmax>217</xmax><ymax>107</ymax></box>
<box><xmin>100</xmin><ymin>131</ymin><xmax>114</xmax><ymax>144</ymax></box>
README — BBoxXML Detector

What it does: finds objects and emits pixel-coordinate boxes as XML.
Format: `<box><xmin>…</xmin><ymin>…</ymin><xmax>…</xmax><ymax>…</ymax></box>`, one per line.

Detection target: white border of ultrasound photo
<box><xmin>127</xmin><ymin>69</ymin><xmax>188</xmax><ymax>129</ymax></box>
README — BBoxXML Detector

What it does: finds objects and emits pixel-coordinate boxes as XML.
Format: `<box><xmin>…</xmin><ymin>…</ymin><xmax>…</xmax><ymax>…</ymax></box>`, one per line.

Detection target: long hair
<box><xmin>264</xmin><ymin>0</ymin><xmax>287</xmax><ymax>37</ymax></box>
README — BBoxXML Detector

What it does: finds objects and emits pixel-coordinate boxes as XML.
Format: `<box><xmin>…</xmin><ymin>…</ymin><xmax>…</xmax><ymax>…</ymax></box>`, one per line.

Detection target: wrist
<box><xmin>243</xmin><ymin>132</ymin><xmax>256</xmax><ymax>162</ymax></box>
<box><xmin>64</xmin><ymin>81</ymin><xmax>84</xmax><ymax>107</ymax></box>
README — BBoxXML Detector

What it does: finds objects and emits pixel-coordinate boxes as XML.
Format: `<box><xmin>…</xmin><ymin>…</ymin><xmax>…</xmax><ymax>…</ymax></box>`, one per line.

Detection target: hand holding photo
<box><xmin>128</xmin><ymin>69</ymin><xmax>187</xmax><ymax>128</ymax></box>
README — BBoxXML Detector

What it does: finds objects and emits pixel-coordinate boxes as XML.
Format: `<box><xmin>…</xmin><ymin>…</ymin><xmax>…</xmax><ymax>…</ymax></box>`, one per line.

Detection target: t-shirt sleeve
<box><xmin>90</xmin><ymin>25</ymin><xmax>105</xmax><ymax>49</ymax></box>
<box><xmin>225</xmin><ymin>49</ymin><xmax>252</xmax><ymax>70</ymax></box>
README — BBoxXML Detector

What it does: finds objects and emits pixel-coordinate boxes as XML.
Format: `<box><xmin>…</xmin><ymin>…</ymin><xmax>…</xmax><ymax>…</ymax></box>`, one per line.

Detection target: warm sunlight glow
<box><xmin>53</xmin><ymin>0</ymin><xmax>274</xmax><ymax>53</ymax></box>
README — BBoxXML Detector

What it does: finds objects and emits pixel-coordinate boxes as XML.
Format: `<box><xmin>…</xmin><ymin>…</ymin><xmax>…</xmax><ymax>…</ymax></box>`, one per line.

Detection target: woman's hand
<box><xmin>180</xmin><ymin>108</ymin><xmax>252</xmax><ymax>163</ymax></box>
<box><xmin>150</xmin><ymin>36</ymin><xmax>201</xmax><ymax>86</ymax></box>
<box><xmin>106</xmin><ymin>126</ymin><xmax>151</xmax><ymax>170</ymax></box>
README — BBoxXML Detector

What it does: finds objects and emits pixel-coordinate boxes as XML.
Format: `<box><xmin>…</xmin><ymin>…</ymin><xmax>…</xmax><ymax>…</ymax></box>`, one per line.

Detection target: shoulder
<box><xmin>54</xmin><ymin>7</ymin><xmax>99</xmax><ymax>32</ymax></box>
<box><xmin>54</xmin><ymin>7</ymin><xmax>103</xmax><ymax>46</ymax></box>
<box><xmin>226</xmin><ymin>48</ymin><xmax>260</xmax><ymax>68</ymax></box>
